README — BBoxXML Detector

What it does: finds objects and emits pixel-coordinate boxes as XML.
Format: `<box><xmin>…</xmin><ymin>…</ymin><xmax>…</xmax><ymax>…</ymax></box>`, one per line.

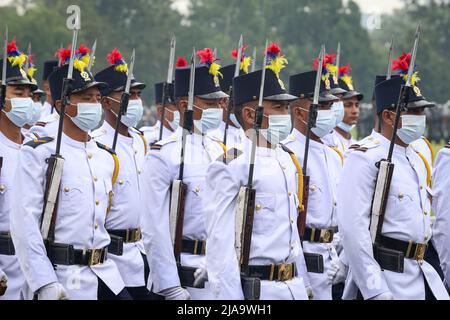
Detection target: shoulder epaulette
<box><xmin>150</xmin><ymin>143</ymin><xmax>162</xmax><ymax>151</ymax></box>
<box><xmin>24</xmin><ymin>136</ymin><xmax>54</xmax><ymax>148</ymax></box>
<box><xmin>95</xmin><ymin>141</ymin><xmax>116</xmax><ymax>155</ymax></box>
<box><xmin>90</xmin><ymin>128</ymin><xmax>108</xmax><ymax>139</ymax></box>
<box><xmin>35</xmin><ymin>122</ymin><xmax>47</xmax><ymax>127</ymax></box>
<box><xmin>280</xmin><ymin>144</ymin><xmax>295</xmax><ymax>155</ymax></box>
<box><xmin>354</xmin><ymin>147</ymin><xmax>369</xmax><ymax>152</ymax></box>
<box><xmin>349</xmin><ymin>144</ymin><xmax>361</xmax><ymax>150</ymax></box>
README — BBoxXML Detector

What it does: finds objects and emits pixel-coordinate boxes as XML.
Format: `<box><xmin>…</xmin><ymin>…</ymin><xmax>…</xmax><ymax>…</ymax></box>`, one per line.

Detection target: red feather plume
<box><xmin>56</xmin><ymin>45</ymin><xmax>72</xmax><ymax>65</ymax></box>
<box><xmin>313</xmin><ymin>53</ymin><xmax>336</xmax><ymax>70</ymax></box>
<box><xmin>28</xmin><ymin>54</ymin><xmax>33</xmax><ymax>64</ymax></box>
<box><xmin>392</xmin><ymin>52</ymin><xmax>411</xmax><ymax>72</ymax></box>
<box><xmin>230</xmin><ymin>44</ymin><xmax>249</xmax><ymax>59</ymax></box>
<box><xmin>176</xmin><ymin>56</ymin><xmax>188</xmax><ymax>67</ymax></box>
<box><xmin>76</xmin><ymin>43</ymin><xmax>90</xmax><ymax>55</ymax></box>
<box><xmin>339</xmin><ymin>64</ymin><xmax>352</xmax><ymax>76</ymax></box>
<box><xmin>107</xmin><ymin>48</ymin><xmax>123</xmax><ymax>65</ymax></box>
<box><xmin>266</xmin><ymin>43</ymin><xmax>281</xmax><ymax>55</ymax></box>
<box><xmin>196</xmin><ymin>48</ymin><xmax>214</xmax><ymax>64</ymax></box>
<box><xmin>7</xmin><ymin>37</ymin><xmax>18</xmax><ymax>54</ymax></box>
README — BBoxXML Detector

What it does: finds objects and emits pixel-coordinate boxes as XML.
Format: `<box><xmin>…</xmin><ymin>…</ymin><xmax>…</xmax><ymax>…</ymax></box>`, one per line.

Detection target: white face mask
<box><xmin>2</xmin><ymin>97</ymin><xmax>34</xmax><ymax>127</ymax></box>
<box><xmin>396</xmin><ymin>114</ymin><xmax>426</xmax><ymax>145</ymax></box>
<box><xmin>260</xmin><ymin>114</ymin><xmax>292</xmax><ymax>145</ymax></box>
<box><xmin>337</xmin><ymin>121</ymin><xmax>356</xmax><ymax>133</ymax></box>
<box><xmin>108</xmin><ymin>97</ymin><xmax>144</xmax><ymax>128</ymax></box>
<box><xmin>193</xmin><ymin>106</ymin><xmax>223</xmax><ymax>133</ymax></box>
<box><xmin>331</xmin><ymin>101</ymin><xmax>345</xmax><ymax>127</ymax></box>
<box><xmin>311</xmin><ymin>109</ymin><xmax>335</xmax><ymax>138</ymax></box>
<box><xmin>69</xmin><ymin>102</ymin><xmax>103</xmax><ymax>132</ymax></box>
<box><xmin>27</xmin><ymin>102</ymin><xmax>43</xmax><ymax>126</ymax></box>
<box><xmin>166</xmin><ymin>109</ymin><xmax>180</xmax><ymax>131</ymax></box>
<box><xmin>229</xmin><ymin>113</ymin><xmax>242</xmax><ymax>129</ymax></box>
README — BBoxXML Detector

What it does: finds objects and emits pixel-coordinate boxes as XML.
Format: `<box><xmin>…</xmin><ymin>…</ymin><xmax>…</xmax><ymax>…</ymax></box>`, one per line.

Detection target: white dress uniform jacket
<box><xmin>204</xmin><ymin>137</ymin><xmax>309</xmax><ymax>300</ymax></box>
<box><xmin>207</xmin><ymin>121</ymin><xmax>246</xmax><ymax>151</ymax></box>
<box><xmin>92</xmin><ymin>122</ymin><xmax>148</xmax><ymax>287</ymax></box>
<box><xmin>431</xmin><ymin>145</ymin><xmax>450</xmax><ymax>289</ymax></box>
<box><xmin>283</xmin><ymin>128</ymin><xmax>343</xmax><ymax>300</ymax></box>
<box><xmin>338</xmin><ymin>135</ymin><xmax>449</xmax><ymax>300</ymax></box>
<box><xmin>322</xmin><ymin>129</ymin><xmax>354</xmax><ymax>155</ymax></box>
<box><xmin>27</xmin><ymin>112</ymin><xmax>60</xmax><ymax>142</ymax></box>
<box><xmin>141</xmin><ymin>126</ymin><xmax>224</xmax><ymax>299</ymax></box>
<box><xmin>39</xmin><ymin>101</ymin><xmax>53</xmax><ymax>120</ymax></box>
<box><xmin>140</xmin><ymin>121</ymin><xmax>172</xmax><ymax>146</ymax></box>
<box><xmin>10</xmin><ymin>133</ymin><xmax>125</xmax><ymax>300</ymax></box>
<box><xmin>0</xmin><ymin>131</ymin><xmax>25</xmax><ymax>299</ymax></box>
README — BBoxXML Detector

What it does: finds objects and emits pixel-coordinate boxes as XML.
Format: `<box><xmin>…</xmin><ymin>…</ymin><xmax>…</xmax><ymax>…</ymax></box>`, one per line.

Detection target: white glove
<box><xmin>193</xmin><ymin>268</ymin><xmax>208</xmax><ymax>288</ymax></box>
<box><xmin>0</xmin><ymin>269</ymin><xmax>8</xmax><ymax>296</ymax></box>
<box><xmin>160</xmin><ymin>286</ymin><xmax>191</xmax><ymax>300</ymax></box>
<box><xmin>38</xmin><ymin>282</ymin><xmax>69</xmax><ymax>300</ymax></box>
<box><xmin>369</xmin><ymin>292</ymin><xmax>394</xmax><ymax>300</ymax></box>
<box><xmin>327</xmin><ymin>258</ymin><xmax>348</xmax><ymax>285</ymax></box>
<box><xmin>306</xmin><ymin>285</ymin><xmax>314</xmax><ymax>300</ymax></box>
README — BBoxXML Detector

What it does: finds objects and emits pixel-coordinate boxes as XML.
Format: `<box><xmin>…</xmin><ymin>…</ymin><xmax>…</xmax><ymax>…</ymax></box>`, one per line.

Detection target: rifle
<box><xmin>234</xmin><ymin>39</ymin><xmax>268</xmax><ymax>300</ymax></box>
<box><xmin>298</xmin><ymin>45</ymin><xmax>324</xmax><ymax>239</ymax></box>
<box><xmin>222</xmin><ymin>35</ymin><xmax>243</xmax><ymax>152</ymax></box>
<box><xmin>40</xmin><ymin>13</ymin><xmax>80</xmax><ymax>240</ymax></box>
<box><xmin>369</xmin><ymin>26</ymin><xmax>421</xmax><ymax>243</ymax></box>
<box><xmin>0</xmin><ymin>25</ymin><xmax>7</xmax><ymax>112</ymax></box>
<box><xmin>111</xmin><ymin>49</ymin><xmax>135</xmax><ymax>151</ymax></box>
<box><xmin>169</xmin><ymin>48</ymin><xmax>198</xmax><ymax>288</ymax></box>
<box><xmin>335</xmin><ymin>42</ymin><xmax>340</xmax><ymax>81</ymax></box>
<box><xmin>251</xmin><ymin>47</ymin><xmax>256</xmax><ymax>72</ymax></box>
<box><xmin>158</xmin><ymin>35</ymin><xmax>176</xmax><ymax>141</ymax></box>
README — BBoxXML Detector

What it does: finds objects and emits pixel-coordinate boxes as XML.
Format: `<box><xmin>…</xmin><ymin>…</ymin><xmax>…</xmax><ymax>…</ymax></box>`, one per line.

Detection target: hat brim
<box><xmin>265</xmin><ymin>93</ymin><xmax>298</xmax><ymax>102</ymax></box>
<box><xmin>329</xmin><ymin>87</ymin><xmax>348</xmax><ymax>95</ymax></box>
<box><xmin>8</xmin><ymin>79</ymin><xmax>38</xmax><ymax>92</ymax></box>
<box><xmin>72</xmin><ymin>81</ymin><xmax>109</xmax><ymax>94</ymax></box>
<box><xmin>197</xmin><ymin>91</ymin><xmax>229</xmax><ymax>99</ymax></box>
<box><xmin>33</xmin><ymin>89</ymin><xmax>45</xmax><ymax>95</ymax></box>
<box><xmin>343</xmin><ymin>90</ymin><xmax>364</xmax><ymax>101</ymax></box>
<box><xmin>408</xmin><ymin>99</ymin><xmax>435</xmax><ymax>109</ymax></box>
<box><xmin>131</xmin><ymin>82</ymin><xmax>146</xmax><ymax>90</ymax></box>
<box><xmin>318</xmin><ymin>92</ymin><xmax>339</xmax><ymax>103</ymax></box>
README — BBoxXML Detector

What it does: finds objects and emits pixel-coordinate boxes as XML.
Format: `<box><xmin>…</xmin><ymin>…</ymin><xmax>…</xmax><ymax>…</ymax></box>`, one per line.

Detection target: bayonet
<box><xmin>87</xmin><ymin>38</ymin><xmax>97</xmax><ymax>72</ymax></box>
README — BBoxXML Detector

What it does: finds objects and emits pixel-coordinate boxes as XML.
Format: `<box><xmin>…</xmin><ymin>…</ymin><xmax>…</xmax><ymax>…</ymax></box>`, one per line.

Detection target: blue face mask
<box><xmin>27</xmin><ymin>102</ymin><xmax>43</xmax><ymax>126</ymax></box>
<box><xmin>331</xmin><ymin>101</ymin><xmax>344</xmax><ymax>127</ymax></box>
<box><xmin>166</xmin><ymin>109</ymin><xmax>180</xmax><ymax>131</ymax></box>
<box><xmin>69</xmin><ymin>102</ymin><xmax>103</xmax><ymax>132</ymax></box>
<box><xmin>108</xmin><ymin>97</ymin><xmax>144</xmax><ymax>128</ymax></box>
<box><xmin>337</xmin><ymin>121</ymin><xmax>355</xmax><ymax>133</ymax></box>
<box><xmin>229</xmin><ymin>113</ymin><xmax>242</xmax><ymax>129</ymax></box>
<box><xmin>397</xmin><ymin>114</ymin><xmax>426</xmax><ymax>145</ymax></box>
<box><xmin>2</xmin><ymin>97</ymin><xmax>34</xmax><ymax>127</ymax></box>
<box><xmin>311</xmin><ymin>109</ymin><xmax>335</xmax><ymax>138</ymax></box>
<box><xmin>193</xmin><ymin>106</ymin><xmax>223</xmax><ymax>133</ymax></box>
<box><xmin>260</xmin><ymin>114</ymin><xmax>292</xmax><ymax>145</ymax></box>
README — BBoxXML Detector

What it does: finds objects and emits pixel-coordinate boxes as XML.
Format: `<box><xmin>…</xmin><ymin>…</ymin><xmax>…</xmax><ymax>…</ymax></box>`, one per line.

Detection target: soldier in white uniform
<box><xmin>141</xmin><ymin>48</ymin><xmax>228</xmax><ymax>300</ymax></box>
<box><xmin>140</xmin><ymin>81</ymin><xmax>178</xmax><ymax>145</ymax></box>
<box><xmin>40</xmin><ymin>60</ymin><xmax>58</xmax><ymax>119</ymax></box>
<box><xmin>432</xmin><ymin>143</ymin><xmax>450</xmax><ymax>289</ymax></box>
<box><xmin>204</xmin><ymin>45</ymin><xmax>311</xmax><ymax>300</ymax></box>
<box><xmin>283</xmin><ymin>70</ymin><xmax>343</xmax><ymax>300</ymax></box>
<box><xmin>0</xmin><ymin>46</ymin><xmax>38</xmax><ymax>299</ymax></box>
<box><xmin>10</xmin><ymin>51</ymin><xmax>129</xmax><ymax>300</ymax></box>
<box><xmin>338</xmin><ymin>74</ymin><xmax>449</xmax><ymax>300</ymax></box>
<box><xmin>92</xmin><ymin>48</ymin><xmax>155</xmax><ymax>299</ymax></box>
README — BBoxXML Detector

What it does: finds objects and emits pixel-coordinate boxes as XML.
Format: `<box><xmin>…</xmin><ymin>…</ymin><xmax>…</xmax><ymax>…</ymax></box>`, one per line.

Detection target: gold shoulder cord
<box><xmin>422</xmin><ymin>137</ymin><xmax>435</xmax><ymax>164</ymax></box>
<box><xmin>287</xmin><ymin>152</ymin><xmax>305</xmax><ymax>213</ymax></box>
<box><xmin>330</xmin><ymin>146</ymin><xmax>344</xmax><ymax>166</ymax></box>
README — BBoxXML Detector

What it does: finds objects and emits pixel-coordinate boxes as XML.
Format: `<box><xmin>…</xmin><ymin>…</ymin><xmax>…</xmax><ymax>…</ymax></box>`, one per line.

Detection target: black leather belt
<box><xmin>46</xmin><ymin>241</ymin><xmax>108</xmax><ymax>266</ymax></box>
<box><xmin>107</xmin><ymin>228</ymin><xmax>142</xmax><ymax>243</ymax></box>
<box><xmin>374</xmin><ymin>235</ymin><xmax>428</xmax><ymax>273</ymax></box>
<box><xmin>241</xmin><ymin>263</ymin><xmax>296</xmax><ymax>281</ymax></box>
<box><xmin>303</xmin><ymin>226</ymin><xmax>338</xmax><ymax>243</ymax></box>
<box><xmin>181</xmin><ymin>239</ymin><xmax>206</xmax><ymax>255</ymax></box>
<box><xmin>376</xmin><ymin>235</ymin><xmax>427</xmax><ymax>261</ymax></box>
<box><xmin>0</xmin><ymin>232</ymin><xmax>15</xmax><ymax>255</ymax></box>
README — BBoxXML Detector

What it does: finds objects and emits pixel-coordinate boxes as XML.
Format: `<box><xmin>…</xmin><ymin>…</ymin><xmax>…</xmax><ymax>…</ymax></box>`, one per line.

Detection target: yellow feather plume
<box><xmin>402</xmin><ymin>71</ymin><xmax>420</xmax><ymax>86</ymax></box>
<box><xmin>81</xmin><ymin>54</ymin><xmax>90</xmax><ymax>66</ymax></box>
<box><xmin>326</xmin><ymin>63</ymin><xmax>337</xmax><ymax>75</ymax></box>
<box><xmin>266</xmin><ymin>56</ymin><xmax>288</xmax><ymax>79</ymax></box>
<box><xmin>73</xmin><ymin>59</ymin><xmax>87</xmax><ymax>72</ymax></box>
<box><xmin>209</xmin><ymin>62</ymin><xmax>223</xmax><ymax>78</ymax></box>
<box><xmin>240</xmin><ymin>56</ymin><xmax>251</xmax><ymax>74</ymax></box>
<box><xmin>115</xmin><ymin>63</ymin><xmax>128</xmax><ymax>73</ymax></box>
<box><xmin>341</xmin><ymin>75</ymin><xmax>354</xmax><ymax>91</ymax></box>
<box><xmin>8</xmin><ymin>54</ymin><xmax>27</xmax><ymax>68</ymax></box>
<box><xmin>27</xmin><ymin>66</ymin><xmax>37</xmax><ymax>79</ymax></box>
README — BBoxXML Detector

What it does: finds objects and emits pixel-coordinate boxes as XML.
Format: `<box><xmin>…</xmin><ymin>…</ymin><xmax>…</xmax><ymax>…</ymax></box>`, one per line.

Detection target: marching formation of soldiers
<box><xmin>1</xmin><ymin>19</ymin><xmax>450</xmax><ymax>301</ymax></box>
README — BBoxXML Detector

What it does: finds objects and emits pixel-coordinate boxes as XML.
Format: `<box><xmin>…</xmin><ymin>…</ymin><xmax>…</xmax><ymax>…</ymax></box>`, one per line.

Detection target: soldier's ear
<box><xmin>54</xmin><ymin>100</ymin><xmax>62</xmax><ymax>113</ymax></box>
<box><xmin>381</xmin><ymin>109</ymin><xmax>394</xmax><ymax>126</ymax></box>
<box><xmin>101</xmin><ymin>96</ymin><xmax>111</xmax><ymax>110</ymax></box>
<box><xmin>241</xmin><ymin>105</ymin><xmax>255</xmax><ymax>128</ymax></box>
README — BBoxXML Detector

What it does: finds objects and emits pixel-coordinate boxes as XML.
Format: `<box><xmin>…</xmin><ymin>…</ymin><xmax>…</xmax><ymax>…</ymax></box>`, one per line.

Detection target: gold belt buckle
<box><xmin>89</xmin><ymin>248</ymin><xmax>103</xmax><ymax>266</ymax></box>
<box><xmin>134</xmin><ymin>228</ymin><xmax>142</xmax><ymax>242</ymax></box>
<box><xmin>278</xmin><ymin>263</ymin><xmax>294</xmax><ymax>281</ymax></box>
<box><xmin>320</xmin><ymin>229</ymin><xmax>332</xmax><ymax>243</ymax></box>
<box><xmin>414</xmin><ymin>243</ymin><xmax>426</xmax><ymax>261</ymax></box>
